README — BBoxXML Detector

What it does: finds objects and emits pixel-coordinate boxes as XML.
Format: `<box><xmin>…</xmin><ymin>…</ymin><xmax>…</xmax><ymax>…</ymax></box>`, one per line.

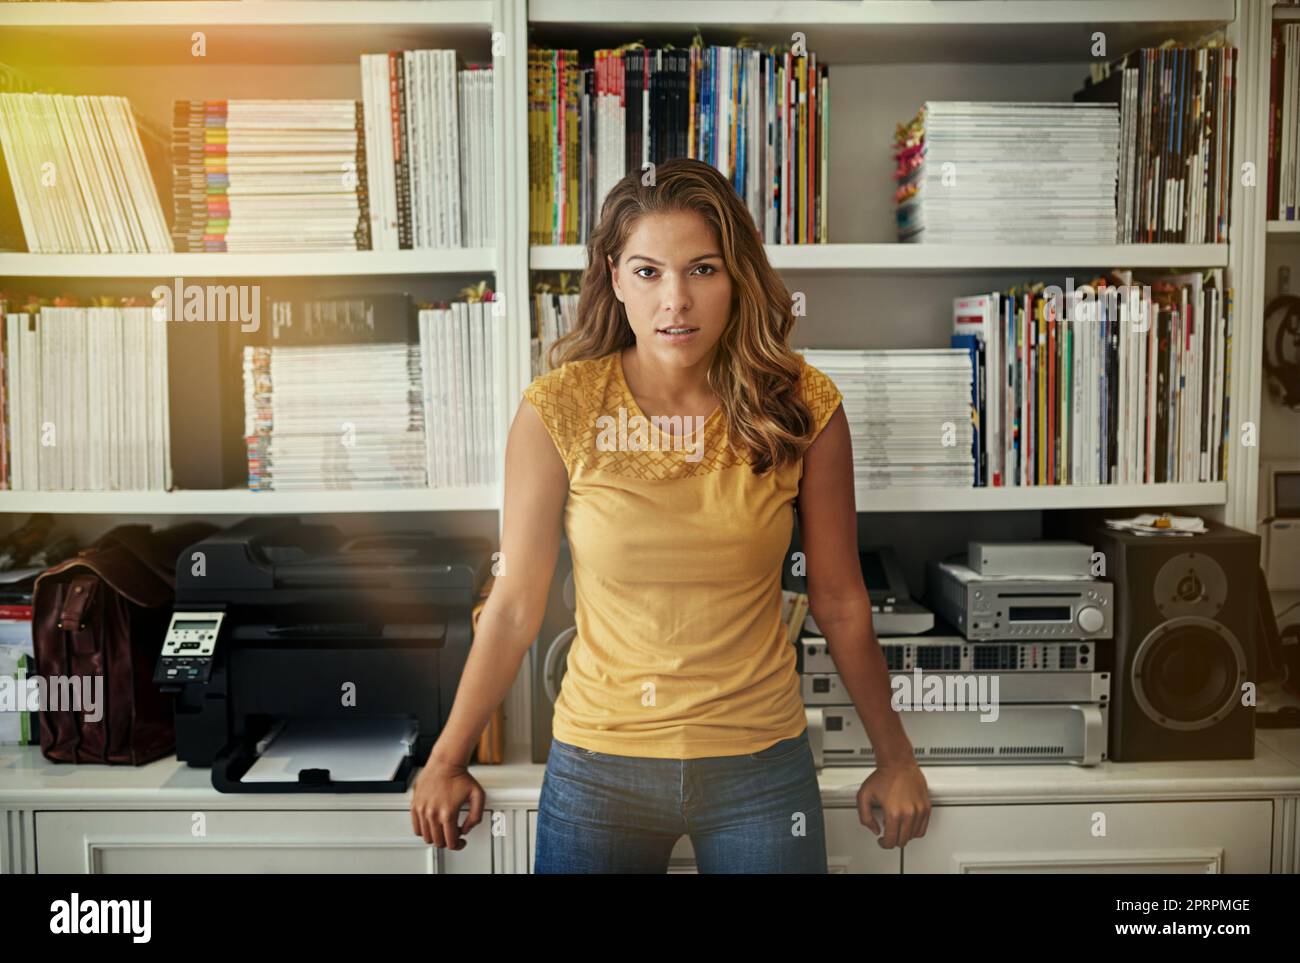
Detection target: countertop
<box><xmin>3</xmin><ymin>729</ymin><xmax>1300</xmax><ymax>810</ymax></box>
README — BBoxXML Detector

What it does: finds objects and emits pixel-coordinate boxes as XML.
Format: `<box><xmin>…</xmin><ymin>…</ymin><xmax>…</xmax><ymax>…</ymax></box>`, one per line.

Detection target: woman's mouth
<box><xmin>656</xmin><ymin>325</ymin><xmax>699</xmax><ymax>343</ymax></box>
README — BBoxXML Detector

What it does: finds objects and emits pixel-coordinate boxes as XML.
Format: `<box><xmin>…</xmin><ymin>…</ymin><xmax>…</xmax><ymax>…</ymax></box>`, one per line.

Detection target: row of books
<box><xmin>172</xmin><ymin>99</ymin><xmax>369</xmax><ymax>253</ymax></box>
<box><xmin>361</xmin><ymin>51</ymin><xmax>495</xmax><ymax>250</ymax></box>
<box><xmin>0</xmin><ymin>93</ymin><xmax>171</xmax><ymax>253</ymax></box>
<box><xmin>1078</xmin><ymin>41</ymin><xmax>1237</xmax><ymax>243</ymax></box>
<box><xmin>0</xmin><ymin>60</ymin><xmax>494</xmax><ymax>255</ymax></box>
<box><xmin>0</xmin><ymin>301</ymin><xmax>172</xmax><ymax>490</ymax></box>
<box><xmin>951</xmin><ymin>270</ymin><xmax>1232</xmax><ymax>488</ymax></box>
<box><xmin>417</xmin><ymin>300</ymin><xmax>504</xmax><ymax>488</ymax></box>
<box><xmin>799</xmin><ymin>348</ymin><xmax>975</xmax><ymax>489</ymax></box>
<box><xmin>529</xmin><ymin>287</ymin><xmax>578</xmax><ymax>378</ymax></box>
<box><xmin>529</xmin><ymin>43</ymin><xmax>829</xmax><ymax>246</ymax></box>
<box><xmin>894</xmin><ymin>102</ymin><xmax>1119</xmax><ymax>244</ymax></box>
<box><xmin>242</xmin><ymin>292</ymin><xmax>503</xmax><ymax>491</ymax></box>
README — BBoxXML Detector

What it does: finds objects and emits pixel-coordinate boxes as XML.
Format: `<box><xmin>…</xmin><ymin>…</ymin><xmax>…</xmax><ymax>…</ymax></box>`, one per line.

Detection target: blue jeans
<box><xmin>534</xmin><ymin>727</ymin><xmax>828</xmax><ymax>873</ymax></box>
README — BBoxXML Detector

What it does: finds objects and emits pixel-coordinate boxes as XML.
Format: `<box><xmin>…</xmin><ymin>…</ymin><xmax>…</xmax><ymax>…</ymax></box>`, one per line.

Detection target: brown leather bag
<box><xmin>31</xmin><ymin>522</ymin><xmax>219</xmax><ymax>765</ymax></box>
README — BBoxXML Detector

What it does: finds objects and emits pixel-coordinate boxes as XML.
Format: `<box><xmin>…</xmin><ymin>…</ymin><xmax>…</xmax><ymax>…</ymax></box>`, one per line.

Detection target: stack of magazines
<box><xmin>799</xmin><ymin>349</ymin><xmax>975</xmax><ymax>489</ymax></box>
<box><xmin>1079</xmin><ymin>41</ymin><xmax>1236</xmax><ymax>241</ymax></box>
<box><xmin>242</xmin><ymin>290</ymin><xmax>504</xmax><ymax>491</ymax></box>
<box><xmin>360</xmin><ymin>51</ymin><xmax>495</xmax><ymax>250</ymax></box>
<box><xmin>0</xmin><ymin>93</ymin><xmax>172</xmax><ymax>253</ymax></box>
<box><xmin>894</xmin><ymin>101</ymin><xmax>1118</xmax><ymax>244</ymax></box>
<box><xmin>417</xmin><ymin>298</ymin><xmax>504</xmax><ymax>488</ymax></box>
<box><xmin>1</xmin><ymin>299</ymin><xmax>172</xmax><ymax>490</ymax></box>
<box><xmin>530</xmin><ymin>288</ymin><xmax>579</xmax><ymax>377</ymax></box>
<box><xmin>243</xmin><ymin>342</ymin><xmax>427</xmax><ymax>491</ymax></box>
<box><xmin>172</xmin><ymin>99</ymin><xmax>368</xmax><ymax>252</ymax></box>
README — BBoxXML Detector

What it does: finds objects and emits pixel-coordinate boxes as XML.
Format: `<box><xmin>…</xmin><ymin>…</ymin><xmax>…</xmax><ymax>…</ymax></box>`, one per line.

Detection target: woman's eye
<box><xmin>632</xmin><ymin>264</ymin><xmax>716</xmax><ymax>278</ymax></box>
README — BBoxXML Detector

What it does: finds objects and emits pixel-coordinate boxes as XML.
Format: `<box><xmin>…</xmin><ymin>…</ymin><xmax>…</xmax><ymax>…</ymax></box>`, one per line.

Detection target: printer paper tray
<box><xmin>211</xmin><ymin>719</ymin><xmax>418</xmax><ymax>793</ymax></box>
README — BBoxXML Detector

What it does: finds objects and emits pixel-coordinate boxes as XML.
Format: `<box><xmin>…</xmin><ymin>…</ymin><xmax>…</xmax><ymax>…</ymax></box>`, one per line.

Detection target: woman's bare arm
<box><xmin>410</xmin><ymin>396</ymin><xmax>567</xmax><ymax>848</ymax></box>
<box><xmin>429</xmin><ymin>396</ymin><xmax>569</xmax><ymax>767</ymax></box>
<box><xmin>796</xmin><ymin>405</ymin><xmax>914</xmax><ymax>766</ymax></box>
<box><xmin>797</xmin><ymin>404</ymin><xmax>930</xmax><ymax>848</ymax></box>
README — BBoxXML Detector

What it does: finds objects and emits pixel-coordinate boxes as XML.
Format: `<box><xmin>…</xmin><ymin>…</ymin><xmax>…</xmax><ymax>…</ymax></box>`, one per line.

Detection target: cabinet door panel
<box><xmin>35</xmin><ymin>810</ymin><xmax>491</xmax><ymax>874</ymax></box>
<box><xmin>902</xmin><ymin>801</ymin><xmax>1273</xmax><ymax>873</ymax></box>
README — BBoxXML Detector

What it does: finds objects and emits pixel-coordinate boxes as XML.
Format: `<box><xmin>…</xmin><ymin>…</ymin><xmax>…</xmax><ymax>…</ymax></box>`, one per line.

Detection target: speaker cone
<box><xmin>1131</xmin><ymin>616</ymin><xmax>1246</xmax><ymax>730</ymax></box>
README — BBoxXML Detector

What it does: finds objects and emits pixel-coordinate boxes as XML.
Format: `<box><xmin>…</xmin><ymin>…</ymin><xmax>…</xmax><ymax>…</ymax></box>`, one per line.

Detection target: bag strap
<box><xmin>56</xmin><ymin>571</ymin><xmax>101</xmax><ymax>652</ymax></box>
<box><xmin>35</xmin><ymin>546</ymin><xmax>172</xmax><ymax>609</ymax></box>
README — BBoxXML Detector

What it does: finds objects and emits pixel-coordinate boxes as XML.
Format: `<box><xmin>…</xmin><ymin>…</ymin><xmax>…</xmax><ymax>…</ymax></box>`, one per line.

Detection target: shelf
<box><xmin>0</xmin><ymin>482</ymin><xmax>1224</xmax><ymax>515</ymax></box>
<box><xmin>0</xmin><ymin>486</ymin><xmax>502</xmax><ymax>515</ymax></box>
<box><xmin>0</xmin><ymin>250</ymin><xmax>496</xmax><ymax>279</ymax></box>
<box><xmin>1266</xmin><ymin>220</ymin><xmax>1300</xmax><ymax>237</ymax></box>
<box><xmin>529</xmin><ymin>0</ymin><xmax>1234</xmax><ymax>64</ymax></box>
<box><xmin>854</xmin><ymin>482</ymin><xmax>1227</xmax><ymax>513</ymax></box>
<box><xmin>0</xmin><ymin>1</ymin><xmax>496</xmax><ymax>65</ymax></box>
<box><xmin>530</xmin><ymin>244</ymin><xmax>1229</xmax><ymax>273</ymax></box>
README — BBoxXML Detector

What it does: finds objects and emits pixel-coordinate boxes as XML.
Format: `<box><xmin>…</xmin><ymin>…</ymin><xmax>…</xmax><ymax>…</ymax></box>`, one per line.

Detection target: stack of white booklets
<box><xmin>530</xmin><ymin>290</ymin><xmax>578</xmax><ymax>378</ymax></box>
<box><xmin>172</xmin><ymin>99</ymin><xmax>367</xmax><ymax>252</ymax></box>
<box><xmin>3</xmin><ymin>307</ymin><xmax>172</xmax><ymax>490</ymax></box>
<box><xmin>418</xmin><ymin>301</ymin><xmax>504</xmax><ymax>487</ymax></box>
<box><xmin>897</xmin><ymin>102</ymin><xmax>1119</xmax><ymax>244</ymax></box>
<box><xmin>800</xmin><ymin>348</ymin><xmax>975</xmax><ymax>489</ymax></box>
<box><xmin>360</xmin><ymin>50</ymin><xmax>495</xmax><ymax>249</ymax></box>
<box><xmin>0</xmin><ymin>93</ymin><xmax>172</xmax><ymax>253</ymax></box>
<box><xmin>242</xmin><ymin>343</ymin><xmax>427</xmax><ymax>491</ymax></box>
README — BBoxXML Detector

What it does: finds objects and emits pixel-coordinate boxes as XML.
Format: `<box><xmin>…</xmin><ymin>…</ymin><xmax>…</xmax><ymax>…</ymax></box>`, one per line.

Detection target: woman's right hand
<box><xmin>410</xmin><ymin>753</ymin><xmax>485</xmax><ymax>850</ymax></box>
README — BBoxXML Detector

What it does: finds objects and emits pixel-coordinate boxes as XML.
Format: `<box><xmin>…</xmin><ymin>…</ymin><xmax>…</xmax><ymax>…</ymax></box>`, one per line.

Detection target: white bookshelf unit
<box><xmin>0</xmin><ymin>0</ymin><xmax>1281</xmax><ymax>760</ymax></box>
<box><xmin>524</xmin><ymin>0</ymin><xmax>1263</xmax><ymax>527</ymax></box>
<box><xmin>0</xmin><ymin>0</ymin><xmax>525</xmax><ymax>522</ymax></box>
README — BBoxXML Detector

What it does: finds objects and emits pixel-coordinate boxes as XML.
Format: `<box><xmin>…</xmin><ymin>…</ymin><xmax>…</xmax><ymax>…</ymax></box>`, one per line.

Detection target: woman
<box><xmin>410</xmin><ymin>157</ymin><xmax>930</xmax><ymax>873</ymax></box>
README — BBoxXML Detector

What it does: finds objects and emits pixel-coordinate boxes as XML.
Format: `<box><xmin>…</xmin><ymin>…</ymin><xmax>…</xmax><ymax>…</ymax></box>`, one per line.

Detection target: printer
<box><xmin>155</xmin><ymin>517</ymin><xmax>491</xmax><ymax>792</ymax></box>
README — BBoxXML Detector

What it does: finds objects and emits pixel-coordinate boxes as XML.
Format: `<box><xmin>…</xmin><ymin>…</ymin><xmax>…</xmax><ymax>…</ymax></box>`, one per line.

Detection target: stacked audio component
<box><xmin>802</xmin><ymin>541</ymin><xmax>1112</xmax><ymax>767</ymax></box>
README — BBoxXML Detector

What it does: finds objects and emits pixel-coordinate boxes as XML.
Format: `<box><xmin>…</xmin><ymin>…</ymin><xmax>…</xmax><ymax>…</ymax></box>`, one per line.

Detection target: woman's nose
<box><xmin>662</xmin><ymin>275</ymin><xmax>691</xmax><ymax>312</ymax></box>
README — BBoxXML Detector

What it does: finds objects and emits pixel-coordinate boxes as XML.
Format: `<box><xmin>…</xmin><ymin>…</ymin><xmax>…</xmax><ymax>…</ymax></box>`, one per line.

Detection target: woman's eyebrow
<box><xmin>625</xmin><ymin>253</ymin><xmax>722</xmax><ymax>265</ymax></box>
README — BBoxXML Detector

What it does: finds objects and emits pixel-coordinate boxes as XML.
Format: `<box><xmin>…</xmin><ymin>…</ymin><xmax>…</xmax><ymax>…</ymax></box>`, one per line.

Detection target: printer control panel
<box><xmin>155</xmin><ymin>611</ymin><xmax>225</xmax><ymax>684</ymax></box>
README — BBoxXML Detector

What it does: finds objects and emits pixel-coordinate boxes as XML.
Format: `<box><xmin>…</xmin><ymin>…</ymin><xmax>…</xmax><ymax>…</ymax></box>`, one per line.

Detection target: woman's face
<box><xmin>609</xmin><ymin>209</ymin><xmax>733</xmax><ymax>370</ymax></box>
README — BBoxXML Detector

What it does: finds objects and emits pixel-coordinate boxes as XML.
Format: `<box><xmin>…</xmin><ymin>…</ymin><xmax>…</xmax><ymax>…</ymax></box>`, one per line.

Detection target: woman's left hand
<box><xmin>857</xmin><ymin>763</ymin><xmax>931</xmax><ymax>849</ymax></box>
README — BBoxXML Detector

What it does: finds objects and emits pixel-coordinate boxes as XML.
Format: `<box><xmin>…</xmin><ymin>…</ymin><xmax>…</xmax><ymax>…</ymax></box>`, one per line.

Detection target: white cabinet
<box><xmin>900</xmin><ymin>801</ymin><xmax>1274</xmax><ymax>873</ymax></box>
<box><xmin>35</xmin><ymin>810</ymin><xmax>491</xmax><ymax>874</ymax></box>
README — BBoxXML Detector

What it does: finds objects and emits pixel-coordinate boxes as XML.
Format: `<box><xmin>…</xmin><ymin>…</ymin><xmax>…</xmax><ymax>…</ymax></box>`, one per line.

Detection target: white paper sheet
<box><xmin>241</xmin><ymin>717</ymin><xmax>418</xmax><ymax>784</ymax></box>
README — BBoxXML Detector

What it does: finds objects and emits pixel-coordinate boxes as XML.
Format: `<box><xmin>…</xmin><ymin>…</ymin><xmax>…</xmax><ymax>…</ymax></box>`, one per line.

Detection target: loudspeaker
<box><xmin>530</xmin><ymin>537</ymin><xmax>576</xmax><ymax>762</ymax></box>
<box><xmin>1094</xmin><ymin>520</ymin><xmax>1260</xmax><ymax>762</ymax></box>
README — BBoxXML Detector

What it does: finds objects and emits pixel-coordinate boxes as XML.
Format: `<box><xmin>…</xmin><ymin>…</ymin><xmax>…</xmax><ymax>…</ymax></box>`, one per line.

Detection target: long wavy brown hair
<box><xmin>548</xmin><ymin>157</ymin><xmax>817</xmax><ymax>475</ymax></box>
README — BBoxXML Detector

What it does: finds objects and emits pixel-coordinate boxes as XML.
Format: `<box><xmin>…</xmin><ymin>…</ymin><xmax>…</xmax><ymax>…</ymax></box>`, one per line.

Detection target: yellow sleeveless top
<box><xmin>522</xmin><ymin>350</ymin><xmax>843</xmax><ymax>758</ymax></box>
